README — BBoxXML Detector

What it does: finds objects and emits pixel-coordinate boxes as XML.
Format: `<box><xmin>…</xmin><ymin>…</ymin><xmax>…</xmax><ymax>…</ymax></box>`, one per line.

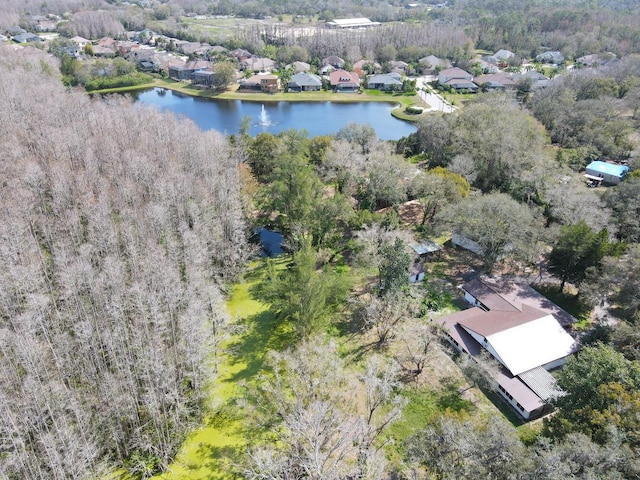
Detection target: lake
<box><xmin>134</xmin><ymin>88</ymin><xmax>417</xmax><ymax>140</ymax></box>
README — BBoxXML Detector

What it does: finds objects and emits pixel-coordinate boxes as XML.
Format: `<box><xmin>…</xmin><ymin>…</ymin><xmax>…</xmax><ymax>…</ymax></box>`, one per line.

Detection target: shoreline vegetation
<box><xmin>93</xmin><ymin>77</ymin><xmax>431</xmax><ymax>122</ymax></box>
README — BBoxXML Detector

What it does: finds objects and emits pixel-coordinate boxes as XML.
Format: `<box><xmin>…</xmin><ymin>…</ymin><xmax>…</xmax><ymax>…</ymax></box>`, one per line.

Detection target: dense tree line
<box><xmin>530</xmin><ymin>58</ymin><xmax>640</xmax><ymax>163</ymax></box>
<box><xmin>0</xmin><ymin>46</ymin><xmax>247</xmax><ymax>478</ymax></box>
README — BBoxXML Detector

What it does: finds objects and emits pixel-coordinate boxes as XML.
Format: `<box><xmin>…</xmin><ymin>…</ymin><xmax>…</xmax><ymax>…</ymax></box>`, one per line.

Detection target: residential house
<box><xmin>209</xmin><ymin>45</ymin><xmax>227</xmax><ymax>54</ymax></box>
<box><xmin>536</xmin><ymin>51</ymin><xmax>564</xmax><ymax>64</ymax></box>
<box><xmin>35</xmin><ymin>19</ymin><xmax>57</xmax><ymax>32</ymax></box>
<box><xmin>473</xmin><ymin>72</ymin><xmax>516</xmax><ymax>90</ymax></box>
<box><xmin>288</xmin><ymin>72</ymin><xmax>322</xmax><ymax>92</ymax></box>
<box><xmin>288</xmin><ymin>61</ymin><xmax>311</xmax><ymax>73</ymax></box>
<box><xmin>475</xmin><ymin>59</ymin><xmax>499</xmax><ymax>74</ymax></box>
<box><xmin>438</xmin><ymin>67</ymin><xmax>477</xmax><ymax>92</ymax></box>
<box><xmin>228</xmin><ymin>48</ymin><xmax>253</xmax><ymax>61</ymax></box>
<box><xmin>151</xmin><ymin>53</ymin><xmax>184</xmax><ymax>73</ymax></box>
<box><xmin>241</xmin><ymin>56</ymin><xmax>276</xmax><ymax>73</ymax></box>
<box><xmin>319</xmin><ymin>64</ymin><xmax>336</xmax><ymax>75</ymax></box>
<box><xmin>239</xmin><ymin>74</ymin><xmax>280</xmax><ymax>93</ymax></box>
<box><xmin>6</xmin><ymin>25</ymin><xmax>26</xmax><ymax>36</ymax></box>
<box><xmin>438</xmin><ymin>67</ymin><xmax>473</xmax><ymax>84</ymax></box>
<box><xmin>494</xmin><ymin>49</ymin><xmax>516</xmax><ymax>61</ymax></box>
<box><xmin>70</xmin><ymin>36</ymin><xmax>90</xmax><ymax>48</ymax></box>
<box><xmin>115</xmin><ymin>40</ymin><xmax>139</xmax><ymax>55</ymax></box>
<box><xmin>387</xmin><ymin>60</ymin><xmax>409</xmax><ymax>74</ymax></box>
<box><xmin>513</xmin><ymin>71</ymin><xmax>550</xmax><ymax>89</ymax></box>
<box><xmin>12</xmin><ymin>32</ymin><xmax>42</xmax><ymax>43</ymax></box>
<box><xmin>322</xmin><ymin>55</ymin><xmax>345</xmax><ymax>69</ymax></box>
<box><xmin>192</xmin><ymin>63</ymin><xmax>239</xmax><ymax>88</ymax></box>
<box><xmin>168</xmin><ymin>60</ymin><xmax>211</xmax><ymax>81</ymax></box>
<box><xmin>61</xmin><ymin>45</ymin><xmax>82</xmax><ymax>58</ymax></box>
<box><xmin>353</xmin><ymin>59</ymin><xmax>381</xmax><ymax>76</ymax></box>
<box><xmin>439</xmin><ymin>276</ymin><xmax>579</xmax><ymax>420</ymax></box>
<box><xmin>133</xmin><ymin>29</ymin><xmax>156</xmax><ymax>44</ymax></box>
<box><xmin>584</xmin><ymin>161</ymin><xmax>629</xmax><ymax>185</ymax></box>
<box><xmin>418</xmin><ymin>55</ymin><xmax>451</xmax><ymax>74</ymax></box>
<box><xmin>576</xmin><ymin>52</ymin><xmax>618</xmax><ymax>68</ymax></box>
<box><xmin>97</xmin><ymin>37</ymin><xmax>117</xmax><ymax>49</ymax></box>
<box><xmin>482</xmin><ymin>49</ymin><xmax>515</xmax><ymax>66</ymax></box>
<box><xmin>329</xmin><ymin>69</ymin><xmax>360</xmax><ymax>92</ymax></box>
<box><xmin>192</xmin><ymin>69</ymin><xmax>216</xmax><ymax>87</ymax></box>
<box><xmin>92</xmin><ymin>45</ymin><xmax>116</xmax><ymax>57</ymax></box>
<box><xmin>126</xmin><ymin>48</ymin><xmax>154</xmax><ymax>63</ymax></box>
<box><xmin>180</xmin><ymin>42</ymin><xmax>211</xmax><ymax>56</ymax></box>
<box><xmin>366</xmin><ymin>72</ymin><xmax>403</xmax><ymax>90</ymax></box>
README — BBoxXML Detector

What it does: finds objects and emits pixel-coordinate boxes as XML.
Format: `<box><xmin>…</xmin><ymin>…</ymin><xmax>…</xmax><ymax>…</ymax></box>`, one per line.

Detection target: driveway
<box><xmin>415</xmin><ymin>75</ymin><xmax>457</xmax><ymax>114</ymax></box>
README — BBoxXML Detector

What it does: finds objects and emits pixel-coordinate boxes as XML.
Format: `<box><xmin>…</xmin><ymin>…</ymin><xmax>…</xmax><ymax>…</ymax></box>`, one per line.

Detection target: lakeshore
<box><xmin>93</xmin><ymin>77</ymin><xmax>430</xmax><ymax>123</ymax></box>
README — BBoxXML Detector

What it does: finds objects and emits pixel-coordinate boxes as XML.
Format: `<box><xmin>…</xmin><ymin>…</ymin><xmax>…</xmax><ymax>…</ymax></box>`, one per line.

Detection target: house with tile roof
<box><xmin>241</xmin><ymin>56</ymin><xmax>276</xmax><ymax>73</ymax></box>
<box><xmin>439</xmin><ymin>276</ymin><xmax>579</xmax><ymax>420</ymax></box>
<box><xmin>329</xmin><ymin>69</ymin><xmax>360</xmax><ymax>92</ymax></box>
<box><xmin>438</xmin><ymin>67</ymin><xmax>477</xmax><ymax>92</ymax></box>
<box><xmin>288</xmin><ymin>61</ymin><xmax>311</xmax><ymax>73</ymax></box>
<box><xmin>418</xmin><ymin>55</ymin><xmax>451</xmax><ymax>74</ymax></box>
<box><xmin>322</xmin><ymin>55</ymin><xmax>345</xmax><ymax>69</ymax></box>
<box><xmin>239</xmin><ymin>74</ymin><xmax>280</xmax><ymax>93</ymax></box>
<box><xmin>168</xmin><ymin>60</ymin><xmax>211</xmax><ymax>81</ymax></box>
<box><xmin>474</xmin><ymin>72</ymin><xmax>516</xmax><ymax>91</ymax></box>
<box><xmin>353</xmin><ymin>59</ymin><xmax>381</xmax><ymax>75</ymax></box>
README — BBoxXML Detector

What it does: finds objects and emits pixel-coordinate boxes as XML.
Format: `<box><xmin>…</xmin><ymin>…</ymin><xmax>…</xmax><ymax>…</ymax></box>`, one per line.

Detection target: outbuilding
<box><xmin>584</xmin><ymin>161</ymin><xmax>629</xmax><ymax>185</ymax></box>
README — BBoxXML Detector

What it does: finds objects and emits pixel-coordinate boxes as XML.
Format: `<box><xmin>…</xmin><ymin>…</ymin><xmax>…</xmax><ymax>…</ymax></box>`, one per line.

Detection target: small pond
<box><xmin>134</xmin><ymin>88</ymin><xmax>417</xmax><ymax>140</ymax></box>
<box><xmin>253</xmin><ymin>228</ymin><xmax>284</xmax><ymax>257</ymax></box>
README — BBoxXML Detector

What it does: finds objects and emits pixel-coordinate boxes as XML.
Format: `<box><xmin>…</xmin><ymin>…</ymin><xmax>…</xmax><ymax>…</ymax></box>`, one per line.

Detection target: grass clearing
<box><xmin>152</xmin><ymin>258</ymin><xmax>288</xmax><ymax>480</ymax></box>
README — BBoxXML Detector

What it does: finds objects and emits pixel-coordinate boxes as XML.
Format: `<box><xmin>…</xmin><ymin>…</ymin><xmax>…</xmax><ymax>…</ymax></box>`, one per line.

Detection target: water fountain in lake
<box><xmin>258</xmin><ymin>104</ymin><xmax>271</xmax><ymax>127</ymax></box>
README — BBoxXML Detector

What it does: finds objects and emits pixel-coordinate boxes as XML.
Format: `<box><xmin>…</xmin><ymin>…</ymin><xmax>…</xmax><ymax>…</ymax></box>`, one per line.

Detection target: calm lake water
<box><xmin>134</xmin><ymin>88</ymin><xmax>417</xmax><ymax>140</ymax></box>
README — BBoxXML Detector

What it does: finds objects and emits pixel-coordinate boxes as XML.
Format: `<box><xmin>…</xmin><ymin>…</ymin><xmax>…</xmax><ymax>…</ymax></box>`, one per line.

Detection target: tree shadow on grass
<box><xmin>186</xmin><ymin>442</ymin><xmax>245</xmax><ymax>479</ymax></box>
<box><xmin>436</xmin><ymin>385</ymin><xmax>475</xmax><ymax>413</ymax></box>
<box><xmin>224</xmin><ymin>308</ymin><xmax>295</xmax><ymax>384</ymax></box>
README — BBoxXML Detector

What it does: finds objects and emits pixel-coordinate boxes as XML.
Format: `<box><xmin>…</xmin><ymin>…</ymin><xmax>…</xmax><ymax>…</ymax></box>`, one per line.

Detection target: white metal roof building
<box><xmin>439</xmin><ymin>277</ymin><xmax>579</xmax><ymax>419</ymax></box>
<box><xmin>326</xmin><ymin>18</ymin><xmax>381</xmax><ymax>29</ymax></box>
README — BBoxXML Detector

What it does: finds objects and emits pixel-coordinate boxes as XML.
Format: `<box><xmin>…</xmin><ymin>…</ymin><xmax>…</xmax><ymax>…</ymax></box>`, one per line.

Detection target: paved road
<box><xmin>415</xmin><ymin>75</ymin><xmax>457</xmax><ymax>114</ymax></box>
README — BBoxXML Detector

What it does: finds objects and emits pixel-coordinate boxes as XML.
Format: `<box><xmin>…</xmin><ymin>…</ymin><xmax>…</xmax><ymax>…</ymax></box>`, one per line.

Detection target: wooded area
<box><xmin>0</xmin><ymin>47</ymin><xmax>248</xmax><ymax>478</ymax></box>
<box><xmin>2</xmin><ymin>0</ymin><xmax>640</xmax><ymax>478</ymax></box>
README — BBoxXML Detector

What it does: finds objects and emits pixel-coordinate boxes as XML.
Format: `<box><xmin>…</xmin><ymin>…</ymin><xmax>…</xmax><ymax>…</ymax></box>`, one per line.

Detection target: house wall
<box><xmin>443</xmin><ymin>329</ymin><xmax>544</xmax><ymax>421</ymax></box>
<box><xmin>442</xmin><ymin>331</ymin><xmax>464</xmax><ymax>353</ymax></box>
<box><xmin>463</xmin><ymin>291</ymin><xmax>488</xmax><ymax>311</ymax></box>
<box><xmin>461</xmin><ymin>327</ymin><xmax>508</xmax><ymax>368</ymax></box>
<box><xmin>496</xmin><ymin>384</ymin><xmax>541</xmax><ymax>420</ymax></box>
<box><xmin>584</xmin><ymin>167</ymin><xmax>622</xmax><ymax>185</ymax></box>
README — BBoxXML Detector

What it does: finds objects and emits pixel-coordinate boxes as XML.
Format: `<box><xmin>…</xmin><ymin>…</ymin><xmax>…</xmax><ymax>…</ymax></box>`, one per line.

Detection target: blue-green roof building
<box><xmin>585</xmin><ymin>161</ymin><xmax>629</xmax><ymax>185</ymax></box>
